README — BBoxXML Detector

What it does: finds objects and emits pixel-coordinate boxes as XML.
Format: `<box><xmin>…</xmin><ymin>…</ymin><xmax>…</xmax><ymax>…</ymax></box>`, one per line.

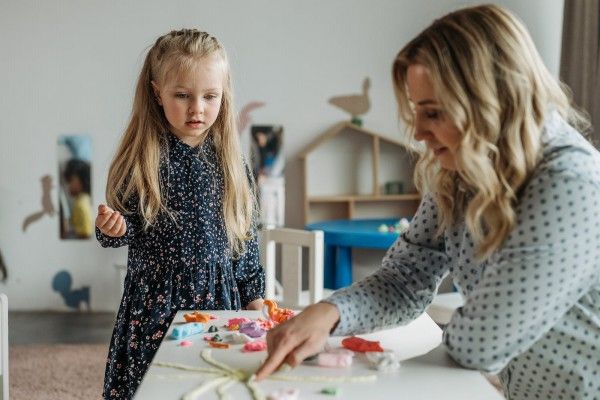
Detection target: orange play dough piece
<box><xmin>184</xmin><ymin>311</ymin><xmax>216</xmax><ymax>323</ymax></box>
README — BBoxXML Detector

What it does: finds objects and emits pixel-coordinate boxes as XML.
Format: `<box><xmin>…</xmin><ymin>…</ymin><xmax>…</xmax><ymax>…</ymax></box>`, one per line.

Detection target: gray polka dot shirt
<box><xmin>324</xmin><ymin>112</ymin><xmax>600</xmax><ymax>399</ymax></box>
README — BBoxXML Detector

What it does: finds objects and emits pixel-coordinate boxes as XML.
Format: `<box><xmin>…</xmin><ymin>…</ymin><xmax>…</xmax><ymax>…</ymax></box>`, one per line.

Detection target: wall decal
<box><xmin>52</xmin><ymin>270</ymin><xmax>90</xmax><ymax>311</ymax></box>
<box><xmin>237</xmin><ymin>101</ymin><xmax>265</xmax><ymax>134</ymax></box>
<box><xmin>328</xmin><ymin>77</ymin><xmax>371</xmax><ymax>127</ymax></box>
<box><xmin>0</xmin><ymin>249</ymin><xmax>7</xmax><ymax>282</ymax></box>
<box><xmin>22</xmin><ymin>174</ymin><xmax>56</xmax><ymax>232</ymax></box>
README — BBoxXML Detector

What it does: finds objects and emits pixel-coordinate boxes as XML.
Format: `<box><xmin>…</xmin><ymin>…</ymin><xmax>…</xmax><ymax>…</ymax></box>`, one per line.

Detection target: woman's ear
<box><xmin>151</xmin><ymin>81</ymin><xmax>163</xmax><ymax>106</ymax></box>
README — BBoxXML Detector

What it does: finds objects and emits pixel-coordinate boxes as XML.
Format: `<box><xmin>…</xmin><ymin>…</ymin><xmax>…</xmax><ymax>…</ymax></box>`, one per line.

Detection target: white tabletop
<box><xmin>135</xmin><ymin>310</ymin><xmax>503</xmax><ymax>399</ymax></box>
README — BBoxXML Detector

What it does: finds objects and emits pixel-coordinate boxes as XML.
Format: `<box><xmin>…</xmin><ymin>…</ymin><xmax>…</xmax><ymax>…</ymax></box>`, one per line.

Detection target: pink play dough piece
<box><xmin>242</xmin><ymin>341</ymin><xmax>267</xmax><ymax>352</ymax></box>
<box><xmin>317</xmin><ymin>348</ymin><xmax>354</xmax><ymax>368</ymax></box>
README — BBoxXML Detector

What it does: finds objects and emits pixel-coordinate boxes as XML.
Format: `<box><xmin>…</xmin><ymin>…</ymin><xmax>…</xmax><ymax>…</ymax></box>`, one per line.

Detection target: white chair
<box><xmin>0</xmin><ymin>293</ymin><xmax>8</xmax><ymax>400</ymax></box>
<box><xmin>260</xmin><ymin>228</ymin><xmax>329</xmax><ymax>309</ymax></box>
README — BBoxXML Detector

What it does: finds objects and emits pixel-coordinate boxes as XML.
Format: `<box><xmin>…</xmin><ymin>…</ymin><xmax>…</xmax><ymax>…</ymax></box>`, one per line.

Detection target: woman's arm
<box><xmin>444</xmin><ymin>167</ymin><xmax>600</xmax><ymax>373</ymax></box>
<box><xmin>323</xmin><ymin>192</ymin><xmax>451</xmax><ymax>335</ymax></box>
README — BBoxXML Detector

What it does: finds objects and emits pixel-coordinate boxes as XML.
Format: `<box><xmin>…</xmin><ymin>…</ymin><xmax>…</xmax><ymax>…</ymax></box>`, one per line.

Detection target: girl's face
<box><xmin>406</xmin><ymin>64</ymin><xmax>461</xmax><ymax>170</ymax></box>
<box><xmin>153</xmin><ymin>54</ymin><xmax>225</xmax><ymax>147</ymax></box>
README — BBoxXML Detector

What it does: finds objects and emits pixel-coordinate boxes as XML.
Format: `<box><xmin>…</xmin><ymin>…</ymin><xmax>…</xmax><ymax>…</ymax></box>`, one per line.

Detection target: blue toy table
<box><xmin>305</xmin><ymin>218</ymin><xmax>406</xmax><ymax>289</ymax></box>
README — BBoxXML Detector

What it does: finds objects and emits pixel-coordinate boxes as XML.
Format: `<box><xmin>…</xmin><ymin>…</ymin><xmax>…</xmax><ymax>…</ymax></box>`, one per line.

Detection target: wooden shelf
<box><xmin>309</xmin><ymin>194</ymin><xmax>421</xmax><ymax>202</ymax></box>
<box><xmin>300</xmin><ymin>122</ymin><xmax>421</xmax><ymax>223</ymax></box>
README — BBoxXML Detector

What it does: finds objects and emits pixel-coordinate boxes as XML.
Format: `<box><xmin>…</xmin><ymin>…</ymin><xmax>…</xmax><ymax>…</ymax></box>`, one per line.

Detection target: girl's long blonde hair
<box><xmin>106</xmin><ymin>29</ymin><xmax>255</xmax><ymax>256</ymax></box>
<box><xmin>392</xmin><ymin>5</ymin><xmax>588</xmax><ymax>259</ymax></box>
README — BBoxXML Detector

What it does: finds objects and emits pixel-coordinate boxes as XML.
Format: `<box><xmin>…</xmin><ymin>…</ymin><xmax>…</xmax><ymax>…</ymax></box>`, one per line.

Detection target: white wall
<box><xmin>0</xmin><ymin>0</ymin><xmax>564</xmax><ymax>310</ymax></box>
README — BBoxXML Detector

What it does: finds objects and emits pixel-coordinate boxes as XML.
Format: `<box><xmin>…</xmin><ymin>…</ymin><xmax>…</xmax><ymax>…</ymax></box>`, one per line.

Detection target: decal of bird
<box><xmin>237</xmin><ymin>101</ymin><xmax>266</xmax><ymax>134</ymax></box>
<box><xmin>328</xmin><ymin>77</ymin><xmax>371</xmax><ymax>126</ymax></box>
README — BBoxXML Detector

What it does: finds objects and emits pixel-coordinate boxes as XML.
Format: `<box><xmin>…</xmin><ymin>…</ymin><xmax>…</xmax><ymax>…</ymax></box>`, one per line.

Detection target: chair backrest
<box><xmin>0</xmin><ymin>293</ymin><xmax>8</xmax><ymax>400</ymax></box>
<box><xmin>259</xmin><ymin>228</ymin><xmax>324</xmax><ymax>309</ymax></box>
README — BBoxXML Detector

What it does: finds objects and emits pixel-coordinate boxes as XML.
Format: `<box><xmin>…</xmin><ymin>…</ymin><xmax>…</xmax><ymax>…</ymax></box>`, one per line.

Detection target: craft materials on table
<box><xmin>154</xmin><ymin>349</ymin><xmax>377</xmax><ymax>400</ymax></box>
<box><xmin>239</xmin><ymin>321</ymin><xmax>266</xmax><ymax>338</ymax></box>
<box><xmin>317</xmin><ymin>348</ymin><xmax>354</xmax><ymax>368</ymax></box>
<box><xmin>184</xmin><ymin>311</ymin><xmax>217</xmax><ymax>323</ymax></box>
<box><xmin>159</xmin><ymin>309</ymin><xmax>382</xmax><ymax>399</ymax></box>
<box><xmin>242</xmin><ymin>341</ymin><xmax>267</xmax><ymax>352</ymax></box>
<box><xmin>365</xmin><ymin>351</ymin><xmax>401</xmax><ymax>372</ymax></box>
<box><xmin>263</xmin><ymin>300</ymin><xmax>295</xmax><ymax>323</ymax></box>
<box><xmin>171</xmin><ymin>323</ymin><xmax>204</xmax><ymax>340</ymax></box>
<box><xmin>320</xmin><ymin>387</ymin><xmax>341</xmax><ymax>396</ymax></box>
<box><xmin>266</xmin><ymin>388</ymin><xmax>300</xmax><ymax>400</ymax></box>
<box><xmin>341</xmin><ymin>336</ymin><xmax>384</xmax><ymax>352</ymax></box>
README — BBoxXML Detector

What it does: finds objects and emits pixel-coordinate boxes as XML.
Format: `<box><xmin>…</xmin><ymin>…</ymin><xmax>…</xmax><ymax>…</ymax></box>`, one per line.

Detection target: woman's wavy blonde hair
<box><xmin>106</xmin><ymin>29</ymin><xmax>255</xmax><ymax>256</ymax></box>
<box><xmin>392</xmin><ymin>5</ymin><xmax>588</xmax><ymax>260</ymax></box>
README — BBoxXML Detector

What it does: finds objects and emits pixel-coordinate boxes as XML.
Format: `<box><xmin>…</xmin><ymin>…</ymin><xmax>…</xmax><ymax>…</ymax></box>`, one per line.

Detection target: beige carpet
<box><xmin>10</xmin><ymin>343</ymin><xmax>106</xmax><ymax>400</ymax></box>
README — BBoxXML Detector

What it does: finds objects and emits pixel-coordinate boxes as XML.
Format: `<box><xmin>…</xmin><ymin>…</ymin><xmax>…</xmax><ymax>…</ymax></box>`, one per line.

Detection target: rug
<box><xmin>10</xmin><ymin>343</ymin><xmax>106</xmax><ymax>400</ymax></box>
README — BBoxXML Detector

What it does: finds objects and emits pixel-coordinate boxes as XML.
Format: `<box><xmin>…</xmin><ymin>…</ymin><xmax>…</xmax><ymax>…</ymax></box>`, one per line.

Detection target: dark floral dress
<box><xmin>96</xmin><ymin>133</ymin><xmax>265</xmax><ymax>399</ymax></box>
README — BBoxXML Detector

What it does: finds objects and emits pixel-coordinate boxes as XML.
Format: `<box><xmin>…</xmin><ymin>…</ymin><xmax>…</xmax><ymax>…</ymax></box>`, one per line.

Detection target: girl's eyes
<box><xmin>173</xmin><ymin>93</ymin><xmax>220</xmax><ymax>100</ymax></box>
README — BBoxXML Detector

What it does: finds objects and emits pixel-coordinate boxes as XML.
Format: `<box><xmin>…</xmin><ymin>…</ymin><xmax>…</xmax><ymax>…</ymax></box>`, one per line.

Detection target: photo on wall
<box><xmin>57</xmin><ymin>135</ymin><xmax>93</xmax><ymax>239</ymax></box>
<box><xmin>250</xmin><ymin>125</ymin><xmax>285</xmax><ymax>227</ymax></box>
<box><xmin>250</xmin><ymin>125</ymin><xmax>284</xmax><ymax>181</ymax></box>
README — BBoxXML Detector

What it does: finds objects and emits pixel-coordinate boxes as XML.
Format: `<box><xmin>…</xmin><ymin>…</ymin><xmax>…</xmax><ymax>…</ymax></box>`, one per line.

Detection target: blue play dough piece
<box><xmin>171</xmin><ymin>323</ymin><xmax>204</xmax><ymax>340</ymax></box>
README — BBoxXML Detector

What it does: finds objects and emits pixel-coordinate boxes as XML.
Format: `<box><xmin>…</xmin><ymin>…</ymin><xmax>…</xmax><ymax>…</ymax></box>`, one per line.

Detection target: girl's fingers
<box><xmin>95</xmin><ymin>210</ymin><xmax>113</xmax><ymax>228</ymax></box>
<box><xmin>109</xmin><ymin>217</ymin><xmax>124</xmax><ymax>237</ymax></box>
<box><xmin>116</xmin><ymin>217</ymin><xmax>127</xmax><ymax>237</ymax></box>
<box><xmin>98</xmin><ymin>204</ymin><xmax>112</xmax><ymax>215</ymax></box>
<box><xmin>102</xmin><ymin>211</ymin><xmax>121</xmax><ymax>232</ymax></box>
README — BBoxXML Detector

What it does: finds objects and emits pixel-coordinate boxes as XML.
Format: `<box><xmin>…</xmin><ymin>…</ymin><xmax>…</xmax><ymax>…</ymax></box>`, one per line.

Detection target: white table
<box><xmin>135</xmin><ymin>310</ymin><xmax>504</xmax><ymax>399</ymax></box>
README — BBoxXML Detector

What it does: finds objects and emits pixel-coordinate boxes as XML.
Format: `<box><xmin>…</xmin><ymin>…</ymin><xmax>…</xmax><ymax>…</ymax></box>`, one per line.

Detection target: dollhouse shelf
<box><xmin>299</xmin><ymin>121</ymin><xmax>421</xmax><ymax>224</ymax></box>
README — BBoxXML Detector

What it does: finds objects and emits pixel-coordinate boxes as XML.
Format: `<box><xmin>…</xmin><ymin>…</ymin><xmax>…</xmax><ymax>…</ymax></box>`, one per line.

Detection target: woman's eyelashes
<box><xmin>421</xmin><ymin>108</ymin><xmax>442</xmax><ymax>120</ymax></box>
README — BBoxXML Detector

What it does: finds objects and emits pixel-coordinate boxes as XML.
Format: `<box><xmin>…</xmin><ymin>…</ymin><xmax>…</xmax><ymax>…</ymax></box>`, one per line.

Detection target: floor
<box><xmin>9</xmin><ymin>311</ymin><xmax>115</xmax><ymax>345</ymax></box>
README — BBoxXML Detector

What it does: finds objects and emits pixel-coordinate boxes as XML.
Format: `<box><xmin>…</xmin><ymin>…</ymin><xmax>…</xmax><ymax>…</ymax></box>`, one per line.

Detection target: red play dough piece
<box><xmin>341</xmin><ymin>336</ymin><xmax>384</xmax><ymax>352</ymax></box>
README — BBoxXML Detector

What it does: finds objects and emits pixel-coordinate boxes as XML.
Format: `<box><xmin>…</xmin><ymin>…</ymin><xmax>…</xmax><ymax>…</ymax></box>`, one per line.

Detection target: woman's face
<box><xmin>406</xmin><ymin>64</ymin><xmax>461</xmax><ymax>170</ymax></box>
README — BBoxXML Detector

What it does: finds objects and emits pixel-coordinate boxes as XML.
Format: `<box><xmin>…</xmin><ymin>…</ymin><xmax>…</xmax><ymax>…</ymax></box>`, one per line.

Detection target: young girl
<box><xmin>95</xmin><ymin>29</ymin><xmax>265</xmax><ymax>399</ymax></box>
<box><xmin>258</xmin><ymin>5</ymin><xmax>600</xmax><ymax>400</ymax></box>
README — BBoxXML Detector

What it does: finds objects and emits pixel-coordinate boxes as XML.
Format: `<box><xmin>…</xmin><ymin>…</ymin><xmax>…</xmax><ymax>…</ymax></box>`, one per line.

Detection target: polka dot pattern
<box><xmin>96</xmin><ymin>133</ymin><xmax>265</xmax><ymax>399</ymax></box>
<box><xmin>324</xmin><ymin>112</ymin><xmax>600</xmax><ymax>399</ymax></box>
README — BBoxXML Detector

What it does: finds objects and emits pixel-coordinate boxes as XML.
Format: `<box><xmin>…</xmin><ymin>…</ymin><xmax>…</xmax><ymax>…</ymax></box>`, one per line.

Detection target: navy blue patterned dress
<box><xmin>96</xmin><ymin>133</ymin><xmax>265</xmax><ymax>399</ymax></box>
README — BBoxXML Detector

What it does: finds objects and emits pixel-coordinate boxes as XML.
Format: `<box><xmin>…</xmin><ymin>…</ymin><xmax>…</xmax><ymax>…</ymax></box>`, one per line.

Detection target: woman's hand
<box><xmin>95</xmin><ymin>204</ymin><xmax>126</xmax><ymax>238</ymax></box>
<box><xmin>255</xmin><ymin>302</ymin><xmax>340</xmax><ymax>380</ymax></box>
<box><xmin>246</xmin><ymin>298</ymin><xmax>264</xmax><ymax>311</ymax></box>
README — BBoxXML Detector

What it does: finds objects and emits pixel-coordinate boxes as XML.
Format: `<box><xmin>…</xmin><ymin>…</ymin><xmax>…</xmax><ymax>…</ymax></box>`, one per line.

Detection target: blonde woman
<box><xmin>95</xmin><ymin>29</ymin><xmax>264</xmax><ymax>399</ymax></box>
<box><xmin>258</xmin><ymin>5</ymin><xmax>600</xmax><ymax>399</ymax></box>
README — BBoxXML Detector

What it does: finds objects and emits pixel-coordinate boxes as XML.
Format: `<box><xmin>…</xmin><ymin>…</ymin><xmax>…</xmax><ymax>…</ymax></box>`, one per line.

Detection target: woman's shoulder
<box><xmin>536</xmin><ymin>112</ymin><xmax>600</xmax><ymax>184</ymax></box>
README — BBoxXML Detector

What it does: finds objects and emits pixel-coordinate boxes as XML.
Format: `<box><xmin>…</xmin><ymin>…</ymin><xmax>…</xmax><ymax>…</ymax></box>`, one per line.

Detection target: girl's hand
<box><xmin>255</xmin><ymin>302</ymin><xmax>340</xmax><ymax>380</ymax></box>
<box><xmin>246</xmin><ymin>298</ymin><xmax>264</xmax><ymax>311</ymax></box>
<box><xmin>95</xmin><ymin>204</ymin><xmax>126</xmax><ymax>238</ymax></box>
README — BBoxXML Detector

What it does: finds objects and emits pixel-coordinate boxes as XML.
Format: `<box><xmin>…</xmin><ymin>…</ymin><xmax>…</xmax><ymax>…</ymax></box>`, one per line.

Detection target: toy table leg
<box><xmin>323</xmin><ymin>246</ymin><xmax>353</xmax><ymax>289</ymax></box>
<box><xmin>334</xmin><ymin>246</ymin><xmax>352</xmax><ymax>289</ymax></box>
<box><xmin>323</xmin><ymin>246</ymin><xmax>336</xmax><ymax>289</ymax></box>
